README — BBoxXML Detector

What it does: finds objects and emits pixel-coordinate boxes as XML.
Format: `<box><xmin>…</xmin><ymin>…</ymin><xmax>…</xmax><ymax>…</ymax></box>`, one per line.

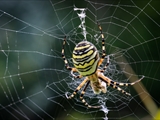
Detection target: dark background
<box><xmin>0</xmin><ymin>0</ymin><xmax>160</xmax><ymax>120</ymax></box>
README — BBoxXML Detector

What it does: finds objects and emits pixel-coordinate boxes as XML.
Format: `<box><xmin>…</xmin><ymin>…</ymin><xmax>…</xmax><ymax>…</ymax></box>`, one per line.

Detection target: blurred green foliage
<box><xmin>0</xmin><ymin>0</ymin><xmax>160</xmax><ymax>120</ymax></box>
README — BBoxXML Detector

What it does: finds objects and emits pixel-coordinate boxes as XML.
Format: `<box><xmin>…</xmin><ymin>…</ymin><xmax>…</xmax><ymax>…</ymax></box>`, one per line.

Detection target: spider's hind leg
<box><xmin>99</xmin><ymin>55</ymin><xmax>110</xmax><ymax>73</ymax></box>
<box><xmin>62</xmin><ymin>36</ymin><xmax>82</xmax><ymax>78</ymax></box>
<box><xmin>97</xmin><ymin>22</ymin><xmax>106</xmax><ymax>67</ymax></box>
<box><xmin>71</xmin><ymin>68</ymin><xmax>83</xmax><ymax>78</ymax></box>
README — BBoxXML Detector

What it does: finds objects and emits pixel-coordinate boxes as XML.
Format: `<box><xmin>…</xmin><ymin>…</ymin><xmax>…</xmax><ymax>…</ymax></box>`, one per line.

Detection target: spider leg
<box><xmin>99</xmin><ymin>56</ymin><xmax>110</xmax><ymax>73</ymax></box>
<box><xmin>71</xmin><ymin>68</ymin><xmax>83</xmax><ymax>78</ymax></box>
<box><xmin>62</xmin><ymin>36</ymin><xmax>81</xmax><ymax>78</ymax></box>
<box><xmin>80</xmin><ymin>81</ymin><xmax>91</xmax><ymax>107</ymax></box>
<box><xmin>97</xmin><ymin>22</ymin><xmax>106</xmax><ymax>67</ymax></box>
<box><xmin>99</xmin><ymin>75</ymin><xmax>131</xmax><ymax>95</ymax></box>
<box><xmin>98</xmin><ymin>73</ymin><xmax>144</xmax><ymax>95</ymax></box>
<box><xmin>79</xmin><ymin>81</ymin><xmax>101</xmax><ymax>108</ymax></box>
<box><xmin>62</xmin><ymin>36</ymin><xmax>72</xmax><ymax>70</ymax></box>
<box><xmin>66</xmin><ymin>77</ymin><xmax>88</xmax><ymax>99</ymax></box>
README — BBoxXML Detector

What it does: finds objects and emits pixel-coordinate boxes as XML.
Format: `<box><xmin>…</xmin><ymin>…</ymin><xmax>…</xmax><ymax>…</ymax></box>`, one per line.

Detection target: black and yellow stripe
<box><xmin>72</xmin><ymin>41</ymin><xmax>100</xmax><ymax>76</ymax></box>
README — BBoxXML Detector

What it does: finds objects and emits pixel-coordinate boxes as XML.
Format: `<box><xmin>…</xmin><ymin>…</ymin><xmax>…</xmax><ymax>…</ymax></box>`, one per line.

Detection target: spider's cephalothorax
<box><xmin>62</xmin><ymin>22</ymin><xmax>144</xmax><ymax>108</ymax></box>
<box><xmin>72</xmin><ymin>41</ymin><xmax>99</xmax><ymax>76</ymax></box>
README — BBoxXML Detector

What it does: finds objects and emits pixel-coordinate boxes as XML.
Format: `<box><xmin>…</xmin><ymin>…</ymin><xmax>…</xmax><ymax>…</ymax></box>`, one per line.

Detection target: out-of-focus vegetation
<box><xmin>0</xmin><ymin>0</ymin><xmax>160</xmax><ymax>120</ymax></box>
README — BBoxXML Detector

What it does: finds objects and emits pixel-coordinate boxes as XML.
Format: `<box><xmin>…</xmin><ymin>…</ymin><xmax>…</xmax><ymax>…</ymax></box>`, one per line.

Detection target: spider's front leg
<box><xmin>98</xmin><ymin>72</ymin><xmax>144</xmax><ymax>96</ymax></box>
<box><xmin>65</xmin><ymin>77</ymin><xmax>89</xmax><ymax>99</ymax></box>
<box><xmin>66</xmin><ymin>78</ymin><xmax>102</xmax><ymax>109</ymax></box>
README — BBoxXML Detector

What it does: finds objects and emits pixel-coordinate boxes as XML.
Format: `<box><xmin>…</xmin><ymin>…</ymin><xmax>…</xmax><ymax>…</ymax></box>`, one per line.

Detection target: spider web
<box><xmin>0</xmin><ymin>0</ymin><xmax>160</xmax><ymax>120</ymax></box>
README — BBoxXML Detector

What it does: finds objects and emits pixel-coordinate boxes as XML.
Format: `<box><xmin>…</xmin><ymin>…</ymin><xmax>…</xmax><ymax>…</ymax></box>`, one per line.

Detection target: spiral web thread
<box><xmin>0</xmin><ymin>0</ymin><xmax>160</xmax><ymax>119</ymax></box>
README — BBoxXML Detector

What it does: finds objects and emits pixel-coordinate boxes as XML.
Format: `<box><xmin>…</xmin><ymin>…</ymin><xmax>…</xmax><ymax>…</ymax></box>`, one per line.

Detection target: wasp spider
<box><xmin>62</xmin><ymin>22</ymin><xmax>144</xmax><ymax>108</ymax></box>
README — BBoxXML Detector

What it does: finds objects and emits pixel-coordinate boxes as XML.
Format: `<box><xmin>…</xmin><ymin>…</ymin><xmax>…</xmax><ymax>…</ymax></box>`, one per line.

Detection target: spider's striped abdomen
<box><xmin>72</xmin><ymin>41</ymin><xmax>99</xmax><ymax>76</ymax></box>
